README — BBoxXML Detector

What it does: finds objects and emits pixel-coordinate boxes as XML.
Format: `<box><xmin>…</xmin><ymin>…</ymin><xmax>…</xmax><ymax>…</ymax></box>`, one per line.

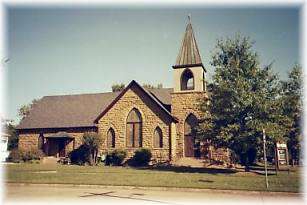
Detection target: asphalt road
<box><xmin>4</xmin><ymin>183</ymin><xmax>304</xmax><ymax>205</ymax></box>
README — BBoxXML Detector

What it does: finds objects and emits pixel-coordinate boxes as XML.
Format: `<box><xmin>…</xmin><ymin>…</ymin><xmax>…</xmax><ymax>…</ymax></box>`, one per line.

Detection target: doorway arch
<box><xmin>184</xmin><ymin>113</ymin><xmax>199</xmax><ymax>157</ymax></box>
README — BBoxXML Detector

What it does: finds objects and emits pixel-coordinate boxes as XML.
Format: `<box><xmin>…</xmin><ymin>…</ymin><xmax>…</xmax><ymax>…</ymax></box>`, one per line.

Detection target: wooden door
<box><xmin>184</xmin><ymin>135</ymin><xmax>194</xmax><ymax>157</ymax></box>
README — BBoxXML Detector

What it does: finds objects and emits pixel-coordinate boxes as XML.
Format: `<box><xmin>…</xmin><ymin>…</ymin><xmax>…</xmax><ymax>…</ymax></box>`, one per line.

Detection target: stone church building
<box><xmin>16</xmin><ymin>19</ymin><xmax>228</xmax><ymax>163</ymax></box>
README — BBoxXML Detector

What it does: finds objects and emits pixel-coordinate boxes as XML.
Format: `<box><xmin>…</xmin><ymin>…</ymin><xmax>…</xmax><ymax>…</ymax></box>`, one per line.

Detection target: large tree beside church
<box><xmin>280</xmin><ymin>64</ymin><xmax>302</xmax><ymax>165</ymax></box>
<box><xmin>198</xmin><ymin>35</ymin><xmax>289</xmax><ymax>169</ymax></box>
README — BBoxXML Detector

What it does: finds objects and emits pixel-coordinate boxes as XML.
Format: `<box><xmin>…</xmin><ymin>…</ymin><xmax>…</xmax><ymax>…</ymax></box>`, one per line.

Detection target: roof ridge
<box><xmin>43</xmin><ymin>91</ymin><xmax>120</xmax><ymax>98</ymax></box>
<box><xmin>43</xmin><ymin>87</ymin><xmax>173</xmax><ymax>98</ymax></box>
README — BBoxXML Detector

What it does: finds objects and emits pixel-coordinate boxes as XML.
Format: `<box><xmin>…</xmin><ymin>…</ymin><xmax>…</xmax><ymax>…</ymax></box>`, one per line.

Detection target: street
<box><xmin>4</xmin><ymin>183</ymin><xmax>304</xmax><ymax>205</ymax></box>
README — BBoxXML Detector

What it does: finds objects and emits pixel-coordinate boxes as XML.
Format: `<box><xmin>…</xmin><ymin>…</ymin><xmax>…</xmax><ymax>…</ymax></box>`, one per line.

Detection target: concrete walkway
<box><xmin>4</xmin><ymin>183</ymin><xmax>304</xmax><ymax>205</ymax></box>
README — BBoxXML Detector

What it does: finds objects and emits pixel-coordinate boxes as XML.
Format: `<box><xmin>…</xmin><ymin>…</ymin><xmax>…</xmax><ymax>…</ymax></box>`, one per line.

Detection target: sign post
<box><xmin>263</xmin><ymin>129</ymin><xmax>269</xmax><ymax>189</ymax></box>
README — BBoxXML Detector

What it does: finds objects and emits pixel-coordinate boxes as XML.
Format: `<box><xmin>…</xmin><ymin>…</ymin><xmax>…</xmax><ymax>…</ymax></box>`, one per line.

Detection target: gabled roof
<box><xmin>16</xmin><ymin>84</ymin><xmax>174</xmax><ymax>130</ymax></box>
<box><xmin>173</xmin><ymin>18</ymin><xmax>204</xmax><ymax>69</ymax></box>
<box><xmin>94</xmin><ymin>80</ymin><xmax>177</xmax><ymax>123</ymax></box>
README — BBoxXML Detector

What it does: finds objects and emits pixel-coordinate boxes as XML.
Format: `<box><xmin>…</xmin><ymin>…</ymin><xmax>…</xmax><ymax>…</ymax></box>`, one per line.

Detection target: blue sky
<box><xmin>6</xmin><ymin>6</ymin><xmax>300</xmax><ymax>122</ymax></box>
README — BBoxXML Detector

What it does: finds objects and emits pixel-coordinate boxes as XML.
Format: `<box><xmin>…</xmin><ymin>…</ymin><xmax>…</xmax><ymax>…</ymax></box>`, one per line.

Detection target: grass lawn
<box><xmin>5</xmin><ymin>163</ymin><xmax>301</xmax><ymax>193</ymax></box>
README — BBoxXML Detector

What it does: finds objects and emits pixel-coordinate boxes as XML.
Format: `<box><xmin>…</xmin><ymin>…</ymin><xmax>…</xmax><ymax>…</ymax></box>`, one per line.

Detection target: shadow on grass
<box><xmin>138</xmin><ymin>165</ymin><xmax>237</xmax><ymax>175</ymax></box>
<box><xmin>251</xmin><ymin>171</ymin><xmax>277</xmax><ymax>176</ymax></box>
<box><xmin>198</xmin><ymin>179</ymin><xmax>214</xmax><ymax>183</ymax></box>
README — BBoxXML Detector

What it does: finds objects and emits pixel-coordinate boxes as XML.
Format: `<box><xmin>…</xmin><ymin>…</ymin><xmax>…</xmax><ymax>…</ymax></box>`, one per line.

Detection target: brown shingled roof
<box><xmin>16</xmin><ymin>85</ymin><xmax>173</xmax><ymax>130</ymax></box>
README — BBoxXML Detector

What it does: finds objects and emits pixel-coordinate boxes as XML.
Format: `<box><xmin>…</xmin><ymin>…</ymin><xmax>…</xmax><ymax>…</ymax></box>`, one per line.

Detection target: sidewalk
<box><xmin>4</xmin><ymin>182</ymin><xmax>304</xmax><ymax>205</ymax></box>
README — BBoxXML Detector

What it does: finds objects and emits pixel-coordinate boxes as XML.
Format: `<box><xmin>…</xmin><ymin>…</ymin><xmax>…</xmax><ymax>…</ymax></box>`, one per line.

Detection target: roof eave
<box><xmin>94</xmin><ymin>80</ymin><xmax>177</xmax><ymax>123</ymax></box>
<box><xmin>16</xmin><ymin>125</ymin><xmax>97</xmax><ymax>131</ymax></box>
<box><xmin>172</xmin><ymin>63</ymin><xmax>206</xmax><ymax>72</ymax></box>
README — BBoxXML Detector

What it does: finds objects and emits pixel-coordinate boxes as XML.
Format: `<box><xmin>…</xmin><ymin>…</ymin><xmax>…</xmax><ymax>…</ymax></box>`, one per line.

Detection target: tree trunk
<box><xmin>244</xmin><ymin>155</ymin><xmax>250</xmax><ymax>172</ymax></box>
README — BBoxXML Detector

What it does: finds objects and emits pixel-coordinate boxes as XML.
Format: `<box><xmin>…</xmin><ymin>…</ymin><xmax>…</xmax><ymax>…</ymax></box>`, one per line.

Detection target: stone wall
<box><xmin>18</xmin><ymin>133</ymin><xmax>40</xmax><ymax>151</ymax></box>
<box><xmin>98</xmin><ymin>85</ymin><xmax>172</xmax><ymax>162</ymax></box>
<box><xmin>171</xmin><ymin>91</ymin><xmax>208</xmax><ymax>159</ymax></box>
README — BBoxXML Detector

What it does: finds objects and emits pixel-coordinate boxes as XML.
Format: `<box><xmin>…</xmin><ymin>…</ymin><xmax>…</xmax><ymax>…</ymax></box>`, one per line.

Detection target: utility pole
<box><xmin>263</xmin><ymin>129</ymin><xmax>269</xmax><ymax>189</ymax></box>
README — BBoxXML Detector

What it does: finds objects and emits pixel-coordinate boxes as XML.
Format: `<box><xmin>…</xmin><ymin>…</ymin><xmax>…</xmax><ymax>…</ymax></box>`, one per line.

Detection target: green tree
<box><xmin>82</xmin><ymin>132</ymin><xmax>102</xmax><ymax>165</ymax></box>
<box><xmin>198</xmin><ymin>35</ymin><xmax>286</xmax><ymax>170</ymax></box>
<box><xmin>281</xmin><ymin>64</ymin><xmax>302</xmax><ymax>165</ymax></box>
<box><xmin>1</xmin><ymin>119</ymin><xmax>18</xmax><ymax>150</ymax></box>
<box><xmin>142</xmin><ymin>83</ymin><xmax>163</xmax><ymax>89</ymax></box>
<box><xmin>17</xmin><ymin>99</ymin><xmax>39</xmax><ymax>119</ymax></box>
<box><xmin>111</xmin><ymin>83</ymin><xmax>125</xmax><ymax>92</ymax></box>
<box><xmin>111</xmin><ymin>83</ymin><xmax>163</xmax><ymax>92</ymax></box>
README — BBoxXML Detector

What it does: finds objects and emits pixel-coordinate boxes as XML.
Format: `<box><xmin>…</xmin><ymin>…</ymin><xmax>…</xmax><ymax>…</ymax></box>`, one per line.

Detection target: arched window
<box><xmin>126</xmin><ymin>108</ymin><xmax>142</xmax><ymax>147</ymax></box>
<box><xmin>153</xmin><ymin>127</ymin><xmax>163</xmax><ymax>148</ymax></box>
<box><xmin>107</xmin><ymin>128</ymin><xmax>115</xmax><ymax>148</ymax></box>
<box><xmin>181</xmin><ymin>69</ymin><xmax>194</xmax><ymax>90</ymax></box>
<box><xmin>38</xmin><ymin>133</ymin><xmax>44</xmax><ymax>150</ymax></box>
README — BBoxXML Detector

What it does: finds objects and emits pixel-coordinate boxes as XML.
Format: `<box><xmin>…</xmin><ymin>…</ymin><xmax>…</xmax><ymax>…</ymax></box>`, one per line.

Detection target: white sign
<box><xmin>276</xmin><ymin>143</ymin><xmax>287</xmax><ymax>148</ymax></box>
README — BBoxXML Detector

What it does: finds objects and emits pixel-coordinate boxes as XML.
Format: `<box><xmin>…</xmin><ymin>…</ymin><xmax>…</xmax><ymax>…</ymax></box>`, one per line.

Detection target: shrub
<box><xmin>131</xmin><ymin>148</ymin><xmax>152</xmax><ymax>167</ymax></box>
<box><xmin>82</xmin><ymin>132</ymin><xmax>102</xmax><ymax>165</ymax></box>
<box><xmin>69</xmin><ymin>145</ymin><xmax>90</xmax><ymax>165</ymax></box>
<box><xmin>8</xmin><ymin>149</ymin><xmax>44</xmax><ymax>163</ymax></box>
<box><xmin>7</xmin><ymin>149</ymin><xmax>23</xmax><ymax>163</ymax></box>
<box><xmin>105</xmin><ymin>149</ymin><xmax>127</xmax><ymax>166</ymax></box>
<box><xmin>22</xmin><ymin>149</ymin><xmax>44</xmax><ymax>161</ymax></box>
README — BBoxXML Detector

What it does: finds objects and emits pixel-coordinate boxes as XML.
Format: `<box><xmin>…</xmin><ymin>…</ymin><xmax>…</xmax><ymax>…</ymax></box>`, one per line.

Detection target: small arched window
<box><xmin>126</xmin><ymin>108</ymin><xmax>142</xmax><ymax>147</ymax></box>
<box><xmin>38</xmin><ymin>133</ymin><xmax>44</xmax><ymax>150</ymax></box>
<box><xmin>181</xmin><ymin>69</ymin><xmax>194</xmax><ymax>90</ymax></box>
<box><xmin>153</xmin><ymin>127</ymin><xmax>163</xmax><ymax>148</ymax></box>
<box><xmin>107</xmin><ymin>128</ymin><xmax>115</xmax><ymax>148</ymax></box>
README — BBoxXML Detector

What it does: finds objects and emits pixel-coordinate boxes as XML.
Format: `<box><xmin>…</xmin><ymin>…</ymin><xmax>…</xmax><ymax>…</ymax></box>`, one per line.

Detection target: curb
<box><xmin>6</xmin><ymin>182</ymin><xmax>302</xmax><ymax>197</ymax></box>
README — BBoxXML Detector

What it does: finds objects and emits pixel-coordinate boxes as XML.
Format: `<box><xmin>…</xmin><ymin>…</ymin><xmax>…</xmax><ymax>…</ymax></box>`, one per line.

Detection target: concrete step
<box><xmin>42</xmin><ymin>156</ymin><xmax>59</xmax><ymax>164</ymax></box>
<box><xmin>172</xmin><ymin>157</ymin><xmax>207</xmax><ymax>168</ymax></box>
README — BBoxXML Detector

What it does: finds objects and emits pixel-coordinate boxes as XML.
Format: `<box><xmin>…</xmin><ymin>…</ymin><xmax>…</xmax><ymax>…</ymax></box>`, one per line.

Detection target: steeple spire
<box><xmin>173</xmin><ymin>15</ymin><xmax>203</xmax><ymax>69</ymax></box>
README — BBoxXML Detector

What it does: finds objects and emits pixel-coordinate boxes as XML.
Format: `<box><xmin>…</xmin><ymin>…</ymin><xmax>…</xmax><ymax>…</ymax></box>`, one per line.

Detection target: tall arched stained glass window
<box><xmin>126</xmin><ymin>108</ymin><xmax>142</xmax><ymax>147</ymax></box>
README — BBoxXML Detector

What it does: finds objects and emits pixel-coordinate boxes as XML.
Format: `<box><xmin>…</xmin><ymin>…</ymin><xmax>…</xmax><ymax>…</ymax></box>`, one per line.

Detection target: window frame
<box><xmin>107</xmin><ymin>128</ymin><xmax>116</xmax><ymax>148</ymax></box>
<box><xmin>126</xmin><ymin>108</ymin><xmax>142</xmax><ymax>148</ymax></box>
<box><xmin>153</xmin><ymin>127</ymin><xmax>163</xmax><ymax>148</ymax></box>
<box><xmin>38</xmin><ymin>133</ymin><xmax>44</xmax><ymax>150</ymax></box>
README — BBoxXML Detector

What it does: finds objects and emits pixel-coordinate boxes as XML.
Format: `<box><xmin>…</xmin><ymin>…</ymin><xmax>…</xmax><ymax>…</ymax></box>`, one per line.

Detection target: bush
<box><xmin>69</xmin><ymin>145</ymin><xmax>90</xmax><ymax>165</ymax></box>
<box><xmin>82</xmin><ymin>132</ymin><xmax>102</xmax><ymax>165</ymax></box>
<box><xmin>22</xmin><ymin>149</ymin><xmax>44</xmax><ymax>161</ymax></box>
<box><xmin>131</xmin><ymin>148</ymin><xmax>152</xmax><ymax>167</ymax></box>
<box><xmin>7</xmin><ymin>149</ymin><xmax>23</xmax><ymax>163</ymax></box>
<box><xmin>7</xmin><ymin>149</ymin><xmax>44</xmax><ymax>163</ymax></box>
<box><xmin>105</xmin><ymin>149</ymin><xmax>127</xmax><ymax>166</ymax></box>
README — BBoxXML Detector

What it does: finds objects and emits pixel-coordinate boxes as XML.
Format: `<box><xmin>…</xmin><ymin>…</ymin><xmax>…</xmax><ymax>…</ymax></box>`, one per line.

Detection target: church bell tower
<box><xmin>171</xmin><ymin>16</ymin><xmax>208</xmax><ymax>158</ymax></box>
<box><xmin>172</xmin><ymin>16</ymin><xmax>206</xmax><ymax>93</ymax></box>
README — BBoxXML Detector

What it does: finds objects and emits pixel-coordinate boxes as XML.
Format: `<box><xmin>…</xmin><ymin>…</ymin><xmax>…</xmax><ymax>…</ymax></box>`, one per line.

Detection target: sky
<box><xmin>5</xmin><ymin>5</ymin><xmax>300</xmax><ymax>123</ymax></box>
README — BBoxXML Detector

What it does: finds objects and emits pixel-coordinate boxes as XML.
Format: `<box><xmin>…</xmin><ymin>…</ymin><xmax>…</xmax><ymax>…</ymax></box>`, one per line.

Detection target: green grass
<box><xmin>5</xmin><ymin>163</ymin><xmax>301</xmax><ymax>193</ymax></box>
